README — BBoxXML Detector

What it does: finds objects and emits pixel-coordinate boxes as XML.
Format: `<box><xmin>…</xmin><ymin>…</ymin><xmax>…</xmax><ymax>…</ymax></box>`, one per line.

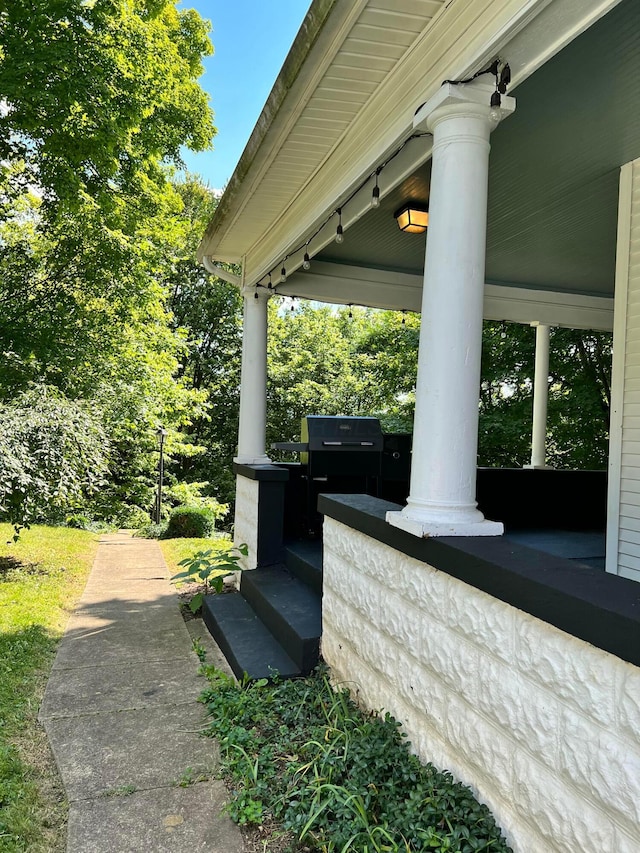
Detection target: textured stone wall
<box><xmin>322</xmin><ymin>518</ymin><xmax>640</xmax><ymax>853</ymax></box>
<box><xmin>234</xmin><ymin>475</ymin><xmax>259</xmax><ymax>570</ymax></box>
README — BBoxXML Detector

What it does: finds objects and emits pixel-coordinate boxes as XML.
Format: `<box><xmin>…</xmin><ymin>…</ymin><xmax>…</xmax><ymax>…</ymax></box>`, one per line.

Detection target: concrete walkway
<box><xmin>39</xmin><ymin>533</ymin><xmax>245</xmax><ymax>853</ymax></box>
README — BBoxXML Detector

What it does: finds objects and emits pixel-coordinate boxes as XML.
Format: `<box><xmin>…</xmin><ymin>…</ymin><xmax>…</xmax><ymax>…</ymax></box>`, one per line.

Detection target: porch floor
<box><xmin>503</xmin><ymin>529</ymin><xmax>606</xmax><ymax>571</ymax></box>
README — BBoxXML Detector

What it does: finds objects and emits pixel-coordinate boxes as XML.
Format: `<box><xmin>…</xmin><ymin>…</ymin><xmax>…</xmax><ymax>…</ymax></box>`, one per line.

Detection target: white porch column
<box><xmin>235</xmin><ymin>286</ymin><xmax>272</xmax><ymax>465</ymax></box>
<box><xmin>526</xmin><ymin>322</ymin><xmax>551</xmax><ymax>469</ymax></box>
<box><xmin>388</xmin><ymin>80</ymin><xmax>514</xmax><ymax>537</ymax></box>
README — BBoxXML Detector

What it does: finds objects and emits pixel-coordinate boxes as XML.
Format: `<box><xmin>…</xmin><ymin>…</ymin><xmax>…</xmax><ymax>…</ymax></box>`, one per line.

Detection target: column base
<box><xmin>523</xmin><ymin>464</ymin><xmax>554</xmax><ymax>470</ymax></box>
<box><xmin>233</xmin><ymin>454</ymin><xmax>273</xmax><ymax>466</ymax></box>
<box><xmin>386</xmin><ymin>510</ymin><xmax>504</xmax><ymax>538</ymax></box>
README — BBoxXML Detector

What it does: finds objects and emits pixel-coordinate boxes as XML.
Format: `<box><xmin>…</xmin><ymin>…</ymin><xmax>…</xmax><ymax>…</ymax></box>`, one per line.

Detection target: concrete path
<box><xmin>39</xmin><ymin>533</ymin><xmax>245</xmax><ymax>853</ymax></box>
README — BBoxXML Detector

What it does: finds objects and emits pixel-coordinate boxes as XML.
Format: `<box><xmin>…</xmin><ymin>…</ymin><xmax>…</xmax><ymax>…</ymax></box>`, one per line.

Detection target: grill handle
<box><xmin>322</xmin><ymin>440</ymin><xmax>375</xmax><ymax>447</ymax></box>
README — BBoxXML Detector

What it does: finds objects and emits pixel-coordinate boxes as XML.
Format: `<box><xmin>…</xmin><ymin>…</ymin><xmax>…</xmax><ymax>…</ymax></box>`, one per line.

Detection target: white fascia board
<box><xmin>484</xmin><ymin>283</ymin><xmax>614</xmax><ymax>330</ymax></box>
<box><xmin>279</xmin><ymin>261</ymin><xmax>614</xmax><ymax>330</ymax></box>
<box><xmin>243</xmin><ymin>0</ymin><xmax>624</xmax><ymax>287</ymax></box>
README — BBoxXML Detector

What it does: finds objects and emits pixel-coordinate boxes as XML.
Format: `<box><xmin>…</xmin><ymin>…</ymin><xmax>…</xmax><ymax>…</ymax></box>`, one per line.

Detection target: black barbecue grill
<box><xmin>273</xmin><ymin>415</ymin><xmax>385</xmax><ymax>535</ymax></box>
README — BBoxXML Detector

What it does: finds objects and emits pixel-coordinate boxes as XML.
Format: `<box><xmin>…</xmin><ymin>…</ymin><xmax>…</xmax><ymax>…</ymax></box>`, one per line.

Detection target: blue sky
<box><xmin>180</xmin><ymin>1</ymin><xmax>311</xmax><ymax>191</ymax></box>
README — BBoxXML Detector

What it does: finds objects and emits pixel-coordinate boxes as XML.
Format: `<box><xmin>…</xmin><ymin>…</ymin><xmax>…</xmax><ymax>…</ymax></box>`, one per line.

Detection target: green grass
<box><xmin>159</xmin><ymin>534</ymin><xmax>231</xmax><ymax>576</ymax></box>
<box><xmin>201</xmin><ymin>666</ymin><xmax>513</xmax><ymax>853</ymax></box>
<box><xmin>0</xmin><ymin>524</ymin><xmax>98</xmax><ymax>852</ymax></box>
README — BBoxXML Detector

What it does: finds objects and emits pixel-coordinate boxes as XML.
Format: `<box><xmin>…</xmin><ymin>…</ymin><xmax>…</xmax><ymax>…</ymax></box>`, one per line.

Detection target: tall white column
<box><xmin>388</xmin><ymin>80</ymin><xmax>515</xmax><ymax>537</ymax></box>
<box><xmin>526</xmin><ymin>323</ymin><xmax>551</xmax><ymax>469</ymax></box>
<box><xmin>235</xmin><ymin>286</ymin><xmax>272</xmax><ymax>465</ymax></box>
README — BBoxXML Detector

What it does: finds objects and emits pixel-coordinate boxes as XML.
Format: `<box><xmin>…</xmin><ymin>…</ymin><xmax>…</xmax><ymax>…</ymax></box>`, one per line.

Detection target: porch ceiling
<box><xmin>310</xmin><ymin>0</ymin><xmax>640</xmax><ymax>301</ymax></box>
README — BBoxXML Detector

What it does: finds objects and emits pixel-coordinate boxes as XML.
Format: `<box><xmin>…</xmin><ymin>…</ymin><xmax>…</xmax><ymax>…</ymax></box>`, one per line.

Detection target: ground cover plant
<box><xmin>0</xmin><ymin>524</ymin><xmax>98</xmax><ymax>852</ymax></box>
<box><xmin>200</xmin><ymin>665</ymin><xmax>513</xmax><ymax>853</ymax></box>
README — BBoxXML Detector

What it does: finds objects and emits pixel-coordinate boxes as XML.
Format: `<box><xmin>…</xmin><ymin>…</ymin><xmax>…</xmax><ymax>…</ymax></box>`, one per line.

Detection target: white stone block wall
<box><xmin>233</xmin><ymin>474</ymin><xmax>259</xmax><ymax>571</ymax></box>
<box><xmin>322</xmin><ymin>518</ymin><xmax>640</xmax><ymax>853</ymax></box>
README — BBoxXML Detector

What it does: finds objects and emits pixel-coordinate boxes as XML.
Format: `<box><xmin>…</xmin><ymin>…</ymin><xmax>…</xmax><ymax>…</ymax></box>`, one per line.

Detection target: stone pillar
<box><xmin>387</xmin><ymin>80</ymin><xmax>515</xmax><ymax>537</ymax></box>
<box><xmin>235</xmin><ymin>286</ymin><xmax>272</xmax><ymax>465</ymax></box>
<box><xmin>526</xmin><ymin>323</ymin><xmax>551</xmax><ymax>469</ymax></box>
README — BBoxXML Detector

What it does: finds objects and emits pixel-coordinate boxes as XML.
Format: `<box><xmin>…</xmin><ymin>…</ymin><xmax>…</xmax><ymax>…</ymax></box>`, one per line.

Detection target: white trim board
<box><xmin>606</xmin><ymin>161</ymin><xmax>635</xmax><ymax>577</ymax></box>
<box><xmin>278</xmin><ymin>261</ymin><xmax>614</xmax><ymax>330</ymax></box>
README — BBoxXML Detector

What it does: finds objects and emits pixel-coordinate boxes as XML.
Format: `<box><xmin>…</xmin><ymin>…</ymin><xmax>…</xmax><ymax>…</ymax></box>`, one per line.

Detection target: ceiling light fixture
<box><xmin>394</xmin><ymin>203</ymin><xmax>429</xmax><ymax>234</ymax></box>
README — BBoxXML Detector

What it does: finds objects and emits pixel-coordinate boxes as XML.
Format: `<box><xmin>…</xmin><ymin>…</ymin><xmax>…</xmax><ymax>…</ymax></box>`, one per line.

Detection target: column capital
<box><xmin>414</xmin><ymin>79</ymin><xmax>515</xmax><ymax>134</ymax></box>
<box><xmin>241</xmin><ymin>284</ymin><xmax>272</xmax><ymax>301</ymax></box>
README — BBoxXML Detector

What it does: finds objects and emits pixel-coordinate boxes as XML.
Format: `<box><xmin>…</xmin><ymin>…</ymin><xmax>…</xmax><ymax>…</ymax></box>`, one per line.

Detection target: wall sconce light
<box><xmin>394</xmin><ymin>203</ymin><xmax>429</xmax><ymax>233</ymax></box>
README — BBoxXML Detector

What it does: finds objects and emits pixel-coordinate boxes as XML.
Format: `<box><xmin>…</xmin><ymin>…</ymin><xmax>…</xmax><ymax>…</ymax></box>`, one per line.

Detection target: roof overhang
<box><xmin>199</xmin><ymin>0</ymin><xmax>626</xmax><ymax>321</ymax></box>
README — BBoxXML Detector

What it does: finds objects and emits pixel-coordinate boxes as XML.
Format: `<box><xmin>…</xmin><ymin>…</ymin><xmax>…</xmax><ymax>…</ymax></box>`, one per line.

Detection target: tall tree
<box><xmin>0</xmin><ymin>0</ymin><xmax>213</xmax><ymax>216</ymax></box>
<box><xmin>0</xmin><ymin>2</ymin><xmax>217</xmax><ymax>526</ymax></box>
<box><xmin>166</xmin><ymin>180</ymin><xmax>243</xmax><ymax>505</ymax></box>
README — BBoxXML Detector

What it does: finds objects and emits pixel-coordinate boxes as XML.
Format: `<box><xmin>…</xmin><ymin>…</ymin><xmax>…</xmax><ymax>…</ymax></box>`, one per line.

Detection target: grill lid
<box><xmin>301</xmin><ymin>416</ymin><xmax>383</xmax><ymax>453</ymax></box>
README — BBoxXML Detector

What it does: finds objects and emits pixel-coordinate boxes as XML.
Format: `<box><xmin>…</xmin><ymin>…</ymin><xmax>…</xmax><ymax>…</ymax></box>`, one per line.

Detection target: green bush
<box><xmin>65</xmin><ymin>514</ymin><xmax>91</xmax><ymax>530</ymax></box>
<box><xmin>118</xmin><ymin>506</ymin><xmax>151</xmax><ymax>530</ymax></box>
<box><xmin>165</xmin><ymin>505</ymin><xmax>216</xmax><ymax>539</ymax></box>
<box><xmin>165</xmin><ymin>481</ymin><xmax>229</xmax><ymax>521</ymax></box>
<box><xmin>0</xmin><ymin>385</ymin><xmax>109</xmax><ymax>534</ymax></box>
<box><xmin>64</xmin><ymin>514</ymin><xmax>111</xmax><ymax>533</ymax></box>
<box><xmin>134</xmin><ymin>521</ymin><xmax>168</xmax><ymax>540</ymax></box>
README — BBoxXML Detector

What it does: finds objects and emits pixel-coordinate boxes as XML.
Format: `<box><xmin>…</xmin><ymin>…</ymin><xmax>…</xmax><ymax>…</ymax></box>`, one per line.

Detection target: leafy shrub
<box><xmin>65</xmin><ymin>514</ymin><xmax>91</xmax><ymax>530</ymax></box>
<box><xmin>119</xmin><ymin>506</ymin><xmax>150</xmax><ymax>530</ymax></box>
<box><xmin>0</xmin><ymin>385</ymin><xmax>109</xmax><ymax>535</ymax></box>
<box><xmin>64</xmin><ymin>514</ymin><xmax>111</xmax><ymax>533</ymax></box>
<box><xmin>165</xmin><ymin>481</ymin><xmax>229</xmax><ymax>521</ymax></box>
<box><xmin>165</xmin><ymin>505</ymin><xmax>216</xmax><ymax>539</ymax></box>
<box><xmin>134</xmin><ymin>521</ymin><xmax>168</xmax><ymax>540</ymax></box>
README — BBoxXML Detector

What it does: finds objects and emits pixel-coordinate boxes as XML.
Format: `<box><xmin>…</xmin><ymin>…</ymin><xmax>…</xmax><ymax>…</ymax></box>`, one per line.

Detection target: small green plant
<box><xmin>174</xmin><ymin>766</ymin><xmax>208</xmax><ymax>788</ymax></box>
<box><xmin>191</xmin><ymin>636</ymin><xmax>207</xmax><ymax>663</ymax></box>
<box><xmin>102</xmin><ymin>784</ymin><xmax>137</xmax><ymax>797</ymax></box>
<box><xmin>171</xmin><ymin>543</ymin><xmax>248</xmax><ymax>613</ymax></box>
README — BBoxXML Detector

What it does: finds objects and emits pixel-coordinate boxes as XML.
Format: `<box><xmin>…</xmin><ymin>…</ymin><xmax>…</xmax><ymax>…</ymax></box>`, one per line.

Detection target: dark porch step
<box><xmin>241</xmin><ymin>565</ymin><xmax>321</xmax><ymax>674</ymax></box>
<box><xmin>201</xmin><ymin>592</ymin><xmax>301</xmax><ymax>681</ymax></box>
<box><xmin>284</xmin><ymin>539</ymin><xmax>323</xmax><ymax>595</ymax></box>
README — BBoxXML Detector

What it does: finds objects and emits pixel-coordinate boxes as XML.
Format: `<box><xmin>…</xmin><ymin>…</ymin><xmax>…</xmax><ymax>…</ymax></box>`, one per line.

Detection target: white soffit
<box><xmin>199</xmin><ymin>0</ymin><xmax>623</xmax><ymax>284</ymax></box>
<box><xmin>280</xmin><ymin>261</ymin><xmax>614</xmax><ymax>330</ymax></box>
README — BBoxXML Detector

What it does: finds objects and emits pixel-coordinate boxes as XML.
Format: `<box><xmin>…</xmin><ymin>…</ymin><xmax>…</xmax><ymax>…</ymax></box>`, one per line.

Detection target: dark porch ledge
<box><xmin>318</xmin><ymin>493</ymin><xmax>640</xmax><ymax>668</ymax></box>
<box><xmin>233</xmin><ymin>462</ymin><xmax>289</xmax><ymax>481</ymax></box>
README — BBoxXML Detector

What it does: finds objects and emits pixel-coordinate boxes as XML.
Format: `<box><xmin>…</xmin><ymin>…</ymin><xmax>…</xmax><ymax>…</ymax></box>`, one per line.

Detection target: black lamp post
<box><xmin>155</xmin><ymin>427</ymin><xmax>167</xmax><ymax>524</ymax></box>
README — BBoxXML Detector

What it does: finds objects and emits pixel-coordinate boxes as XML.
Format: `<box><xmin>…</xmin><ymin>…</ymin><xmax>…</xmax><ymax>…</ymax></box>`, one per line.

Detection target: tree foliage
<box><xmin>0</xmin><ymin>0</ymin><xmax>213</xmax><ymax>216</ymax></box>
<box><xmin>166</xmin><ymin>181</ymin><xmax>243</xmax><ymax>504</ymax></box>
<box><xmin>0</xmin><ymin>386</ymin><xmax>109</xmax><ymax>532</ymax></box>
<box><xmin>0</xmin><ymin>2</ymin><xmax>216</xmax><ymax>529</ymax></box>
<box><xmin>479</xmin><ymin>322</ymin><xmax>611</xmax><ymax>469</ymax></box>
<box><xmin>267</xmin><ymin>303</ymin><xmax>418</xmax><ymax>455</ymax></box>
